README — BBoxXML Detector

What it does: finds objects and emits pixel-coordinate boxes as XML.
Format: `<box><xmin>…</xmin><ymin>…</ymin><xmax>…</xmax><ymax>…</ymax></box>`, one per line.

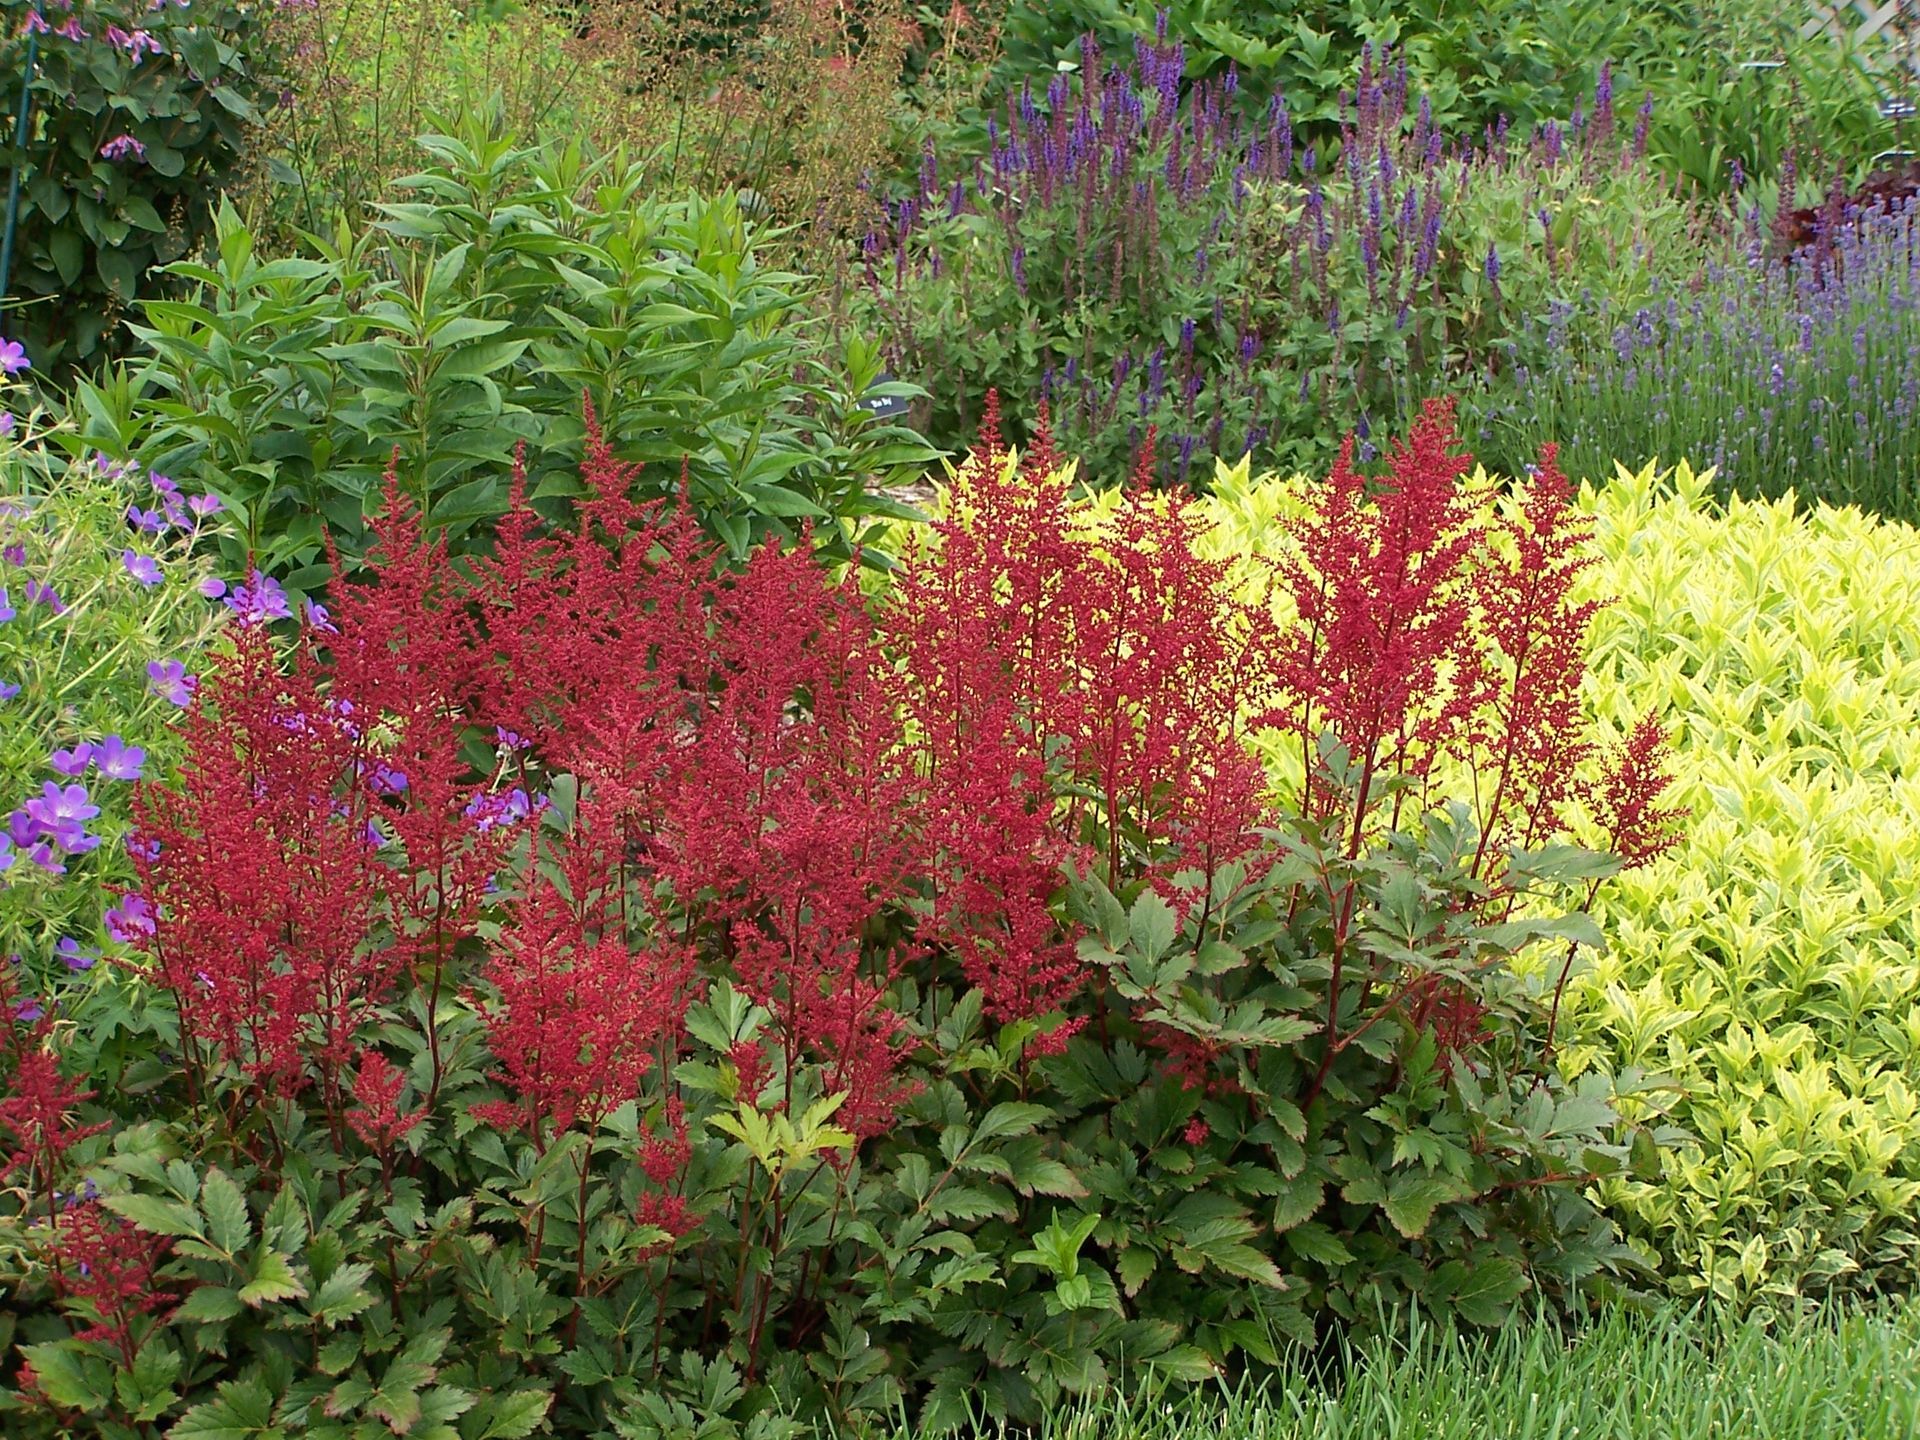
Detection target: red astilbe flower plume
<box><xmin>129</xmin><ymin>623</ymin><xmax>390</xmax><ymax>1093</ymax></box>
<box><xmin>0</xmin><ymin>1043</ymin><xmax>108</xmax><ymax>1198</ymax></box>
<box><xmin>653</xmin><ymin>538</ymin><xmax>927</xmax><ymax>1136</ymax></box>
<box><xmin>465</xmin><ymin>409</ymin><xmax>723</xmax><ymax>768</ymax></box>
<box><xmin>890</xmin><ymin>395</ymin><xmax>1086</xmax><ymax>1024</ymax></box>
<box><xmin>1468</xmin><ymin>442</ymin><xmax>1607</xmax><ymax>875</ymax></box>
<box><xmin>1586</xmin><ymin>714</ymin><xmax>1686</xmax><ymax>871</ymax></box>
<box><xmin>42</xmin><ymin>1199</ymin><xmax>178</xmax><ymax>1368</ymax></box>
<box><xmin>1056</xmin><ymin>429</ymin><xmax>1278</xmax><ymax>889</ymax></box>
<box><xmin>324</xmin><ymin>466</ymin><xmax>512</xmax><ymax>984</ymax></box>
<box><xmin>1274</xmin><ymin>397</ymin><xmax>1487</xmax><ymax>846</ymax></box>
<box><xmin>468</xmin><ymin>871</ymin><xmax>694</xmax><ymax>1145</ymax></box>
<box><xmin>892</xmin><ymin>401</ymin><xmax>1279</xmax><ymax>1024</ymax></box>
<box><xmin>346</xmin><ymin>1049</ymin><xmax>427</xmax><ymax>1155</ymax></box>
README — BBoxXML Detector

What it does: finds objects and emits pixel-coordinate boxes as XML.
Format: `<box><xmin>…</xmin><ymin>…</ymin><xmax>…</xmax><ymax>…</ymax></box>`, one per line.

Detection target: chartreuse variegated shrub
<box><xmin>1184</xmin><ymin>454</ymin><xmax>1920</xmax><ymax>1304</ymax></box>
<box><xmin>1570</xmin><ymin>462</ymin><xmax>1920</xmax><ymax>1303</ymax></box>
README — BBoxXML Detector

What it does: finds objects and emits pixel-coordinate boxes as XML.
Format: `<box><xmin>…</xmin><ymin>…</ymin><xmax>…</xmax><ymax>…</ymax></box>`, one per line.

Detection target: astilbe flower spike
<box><xmin>468</xmin><ymin>872</ymin><xmax>693</xmax><ymax>1144</ymax></box>
<box><xmin>41</xmin><ymin>1199</ymin><xmax>178</xmax><ymax>1369</ymax></box>
<box><xmin>654</xmin><ymin>535</ymin><xmax>928</xmax><ymax>1136</ymax></box>
<box><xmin>1468</xmin><ymin>441</ymin><xmax>1606</xmax><ymax>874</ymax></box>
<box><xmin>1586</xmin><ymin>714</ymin><xmax>1686</xmax><ymax>871</ymax></box>
<box><xmin>323</xmin><ymin>465</ymin><xmax>518</xmax><ymax>1107</ymax></box>
<box><xmin>889</xmin><ymin>393</ymin><xmax>1087</xmax><ymax>1025</ymax></box>
<box><xmin>346</xmin><ymin>1048</ymin><xmax>427</xmax><ymax>1156</ymax></box>
<box><xmin>128</xmin><ymin>624</ymin><xmax>389</xmax><ymax>1099</ymax></box>
<box><xmin>1274</xmin><ymin>396</ymin><xmax>1487</xmax><ymax>845</ymax></box>
<box><xmin>0</xmin><ymin>1040</ymin><xmax>109</xmax><ymax>1204</ymax></box>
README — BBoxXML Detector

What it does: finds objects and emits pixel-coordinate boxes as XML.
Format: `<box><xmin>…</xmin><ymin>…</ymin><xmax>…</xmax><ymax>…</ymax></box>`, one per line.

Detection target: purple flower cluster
<box><xmin>5</xmin><ymin>782</ymin><xmax>101</xmax><ymax>873</ymax></box>
<box><xmin>1484</xmin><ymin>197</ymin><xmax>1920</xmax><ymax>520</ymax></box>
<box><xmin>464</xmin><ymin>787</ymin><xmax>539</xmax><ymax>833</ymax></box>
<box><xmin>2</xmin><ymin>736</ymin><xmax>146</xmax><ymax>875</ymax></box>
<box><xmin>860</xmin><ymin>33</ymin><xmax>1655</xmax><ymax>482</ymax></box>
<box><xmin>120</xmin><ymin>462</ymin><xmax>222</xmax><ymax>539</ymax></box>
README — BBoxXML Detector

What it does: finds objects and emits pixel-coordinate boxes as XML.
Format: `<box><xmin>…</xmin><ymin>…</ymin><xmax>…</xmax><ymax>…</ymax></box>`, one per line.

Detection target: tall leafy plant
<box><xmin>71</xmin><ymin>120</ymin><xmax>934</xmax><ymax>589</ymax></box>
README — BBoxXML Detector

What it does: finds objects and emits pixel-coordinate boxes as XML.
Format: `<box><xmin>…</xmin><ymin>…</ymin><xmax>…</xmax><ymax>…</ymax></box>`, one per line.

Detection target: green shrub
<box><xmin>1570</xmin><ymin>462</ymin><xmax>1920</xmax><ymax>1303</ymax></box>
<box><xmin>0</xmin><ymin>395</ymin><xmax>225</xmax><ymax>1010</ymax></box>
<box><xmin>0</xmin><ymin>0</ymin><xmax>285</xmax><ymax>373</ymax></box>
<box><xmin>1178</xmin><ymin>454</ymin><xmax>1920</xmax><ymax>1304</ymax></box>
<box><xmin>72</xmin><ymin>119</ymin><xmax>935</xmax><ymax>590</ymax></box>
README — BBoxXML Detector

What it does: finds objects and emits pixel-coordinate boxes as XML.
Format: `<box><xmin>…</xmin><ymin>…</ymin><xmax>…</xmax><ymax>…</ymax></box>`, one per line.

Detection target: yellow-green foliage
<box><xmin>1569</xmin><ymin>462</ymin><xmax>1920</xmax><ymax>1303</ymax></box>
<box><xmin>1183</xmin><ymin>455</ymin><xmax>1920</xmax><ymax>1303</ymax></box>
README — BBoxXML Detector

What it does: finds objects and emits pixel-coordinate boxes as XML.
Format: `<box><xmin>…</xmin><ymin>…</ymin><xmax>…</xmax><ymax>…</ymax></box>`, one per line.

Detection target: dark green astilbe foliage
<box><xmin>0</xmin><ymin>807</ymin><xmax>1671</xmax><ymax>1440</ymax></box>
<box><xmin>0</xmin><ymin>0</ymin><xmax>286</xmax><ymax>373</ymax></box>
<box><xmin>66</xmin><ymin>116</ymin><xmax>935</xmax><ymax>590</ymax></box>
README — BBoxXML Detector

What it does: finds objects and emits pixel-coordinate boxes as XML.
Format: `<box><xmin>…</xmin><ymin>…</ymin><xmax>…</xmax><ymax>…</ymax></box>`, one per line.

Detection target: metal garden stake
<box><xmin>0</xmin><ymin>33</ymin><xmax>39</xmax><ymax>307</ymax></box>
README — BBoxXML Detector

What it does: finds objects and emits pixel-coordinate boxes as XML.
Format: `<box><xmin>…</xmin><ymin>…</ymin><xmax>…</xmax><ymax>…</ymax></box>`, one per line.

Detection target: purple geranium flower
<box><xmin>224</xmin><ymin>569</ymin><xmax>290</xmax><ymax>626</ymax></box>
<box><xmin>465</xmin><ymin>787</ymin><xmax>535</xmax><ymax>832</ymax></box>
<box><xmin>105</xmin><ymin>893</ymin><xmax>156</xmax><ymax>944</ymax></box>
<box><xmin>127</xmin><ymin>504</ymin><xmax>165</xmax><ymax>534</ymax></box>
<box><xmin>23</xmin><ymin>579</ymin><xmax>62</xmax><ymax>614</ymax></box>
<box><xmin>0</xmin><ymin>338</ymin><xmax>27</xmax><ymax>376</ymax></box>
<box><xmin>0</xmin><ymin>680</ymin><xmax>19</xmax><ymax>701</ymax></box>
<box><xmin>0</xmin><ymin>588</ymin><xmax>13</xmax><ymax>622</ymax></box>
<box><xmin>56</xmin><ymin>937</ymin><xmax>98</xmax><ymax>973</ymax></box>
<box><xmin>187</xmin><ymin>493</ymin><xmax>222</xmax><ymax>518</ymax></box>
<box><xmin>198</xmin><ymin>576</ymin><xmax>227</xmax><ymax>600</ymax></box>
<box><xmin>50</xmin><ymin>742</ymin><xmax>96</xmax><ymax>777</ymax></box>
<box><xmin>24</xmin><ymin>781</ymin><xmax>100</xmax><ymax>852</ymax></box>
<box><xmin>147</xmin><ymin>659</ymin><xmax>197</xmax><ymax>707</ymax></box>
<box><xmin>302</xmin><ymin>598</ymin><xmax>336</xmax><ymax>633</ymax></box>
<box><xmin>122</xmin><ymin>550</ymin><xmax>163</xmax><ymax>586</ymax></box>
<box><xmin>96</xmin><ymin>735</ymin><xmax>146</xmax><ymax>781</ymax></box>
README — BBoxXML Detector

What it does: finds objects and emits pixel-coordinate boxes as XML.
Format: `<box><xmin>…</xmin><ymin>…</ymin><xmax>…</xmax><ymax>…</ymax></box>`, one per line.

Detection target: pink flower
<box><xmin>99</xmin><ymin>135</ymin><xmax>146</xmax><ymax>163</ymax></box>
<box><xmin>105</xmin><ymin>25</ymin><xmax>163</xmax><ymax>58</ymax></box>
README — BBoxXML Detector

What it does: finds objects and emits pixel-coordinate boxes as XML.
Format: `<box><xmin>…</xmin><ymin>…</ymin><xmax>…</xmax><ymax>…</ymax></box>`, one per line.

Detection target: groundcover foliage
<box><xmin>0</xmin><ymin>402</ymin><xmax>1679</xmax><ymax>1435</ymax></box>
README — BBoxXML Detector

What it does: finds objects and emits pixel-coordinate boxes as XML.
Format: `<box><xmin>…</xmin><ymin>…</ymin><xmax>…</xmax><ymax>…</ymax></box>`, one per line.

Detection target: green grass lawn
<box><xmin>967</xmin><ymin>1302</ymin><xmax>1920</xmax><ymax>1440</ymax></box>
